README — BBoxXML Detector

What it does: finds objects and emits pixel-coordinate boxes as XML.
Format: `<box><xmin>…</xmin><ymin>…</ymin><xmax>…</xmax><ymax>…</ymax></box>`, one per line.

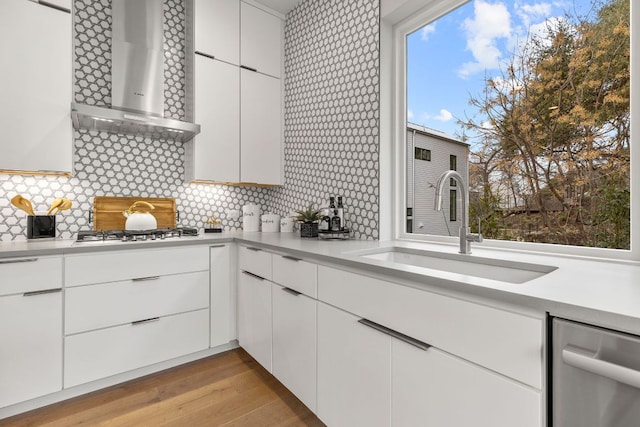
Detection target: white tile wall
<box><xmin>0</xmin><ymin>0</ymin><xmax>381</xmax><ymax>241</ymax></box>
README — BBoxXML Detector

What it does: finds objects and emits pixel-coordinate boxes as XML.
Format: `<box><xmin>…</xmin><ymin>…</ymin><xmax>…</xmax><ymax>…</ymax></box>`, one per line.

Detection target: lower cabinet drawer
<box><xmin>65</xmin><ymin>271</ymin><xmax>209</xmax><ymax>334</ymax></box>
<box><xmin>65</xmin><ymin>246</ymin><xmax>209</xmax><ymax>287</ymax></box>
<box><xmin>318</xmin><ymin>266</ymin><xmax>543</xmax><ymax>389</ymax></box>
<box><xmin>0</xmin><ymin>256</ymin><xmax>62</xmax><ymax>296</ymax></box>
<box><xmin>64</xmin><ymin>309</ymin><xmax>209</xmax><ymax>388</ymax></box>
<box><xmin>238</xmin><ymin>245</ymin><xmax>272</xmax><ymax>280</ymax></box>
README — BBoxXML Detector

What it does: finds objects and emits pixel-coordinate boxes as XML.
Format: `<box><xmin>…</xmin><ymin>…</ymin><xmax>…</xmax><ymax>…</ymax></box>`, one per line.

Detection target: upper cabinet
<box><xmin>0</xmin><ymin>0</ymin><xmax>72</xmax><ymax>175</ymax></box>
<box><xmin>187</xmin><ymin>0</ymin><xmax>283</xmax><ymax>186</ymax></box>
<box><xmin>194</xmin><ymin>0</ymin><xmax>239</xmax><ymax>65</ymax></box>
<box><xmin>240</xmin><ymin>2</ymin><xmax>282</xmax><ymax>78</ymax></box>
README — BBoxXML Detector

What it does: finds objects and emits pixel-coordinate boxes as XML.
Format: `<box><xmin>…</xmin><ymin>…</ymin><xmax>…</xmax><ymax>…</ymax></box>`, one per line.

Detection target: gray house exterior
<box><xmin>406</xmin><ymin>123</ymin><xmax>470</xmax><ymax>236</ymax></box>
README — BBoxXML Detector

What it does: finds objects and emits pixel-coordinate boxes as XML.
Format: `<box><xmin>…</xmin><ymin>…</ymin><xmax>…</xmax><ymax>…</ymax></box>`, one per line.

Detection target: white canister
<box><xmin>280</xmin><ymin>216</ymin><xmax>295</xmax><ymax>232</ymax></box>
<box><xmin>261</xmin><ymin>213</ymin><xmax>280</xmax><ymax>232</ymax></box>
<box><xmin>242</xmin><ymin>204</ymin><xmax>260</xmax><ymax>232</ymax></box>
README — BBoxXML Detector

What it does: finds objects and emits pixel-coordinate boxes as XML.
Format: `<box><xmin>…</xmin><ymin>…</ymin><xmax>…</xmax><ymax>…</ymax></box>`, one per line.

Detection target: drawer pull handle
<box><xmin>242</xmin><ymin>270</ymin><xmax>265</xmax><ymax>281</ymax></box>
<box><xmin>0</xmin><ymin>258</ymin><xmax>38</xmax><ymax>265</ymax></box>
<box><xmin>282</xmin><ymin>255</ymin><xmax>302</xmax><ymax>262</ymax></box>
<box><xmin>132</xmin><ymin>276</ymin><xmax>161</xmax><ymax>282</ymax></box>
<box><xmin>209</xmin><ymin>244</ymin><xmax>226</xmax><ymax>249</ymax></box>
<box><xmin>358</xmin><ymin>319</ymin><xmax>431</xmax><ymax>351</ymax></box>
<box><xmin>240</xmin><ymin>65</ymin><xmax>258</xmax><ymax>72</ymax></box>
<box><xmin>195</xmin><ymin>51</ymin><xmax>215</xmax><ymax>60</ymax></box>
<box><xmin>23</xmin><ymin>288</ymin><xmax>62</xmax><ymax>297</ymax></box>
<box><xmin>282</xmin><ymin>287</ymin><xmax>302</xmax><ymax>296</ymax></box>
<box><xmin>38</xmin><ymin>1</ymin><xmax>71</xmax><ymax>13</ymax></box>
<box><xmin>132</xmin><ymin>317</ymin><xmax>160</xmax><ymax>326</ymax></box>
<box><xmin>246</xmin><ymin>247</ymin><xmax>261</xmax><ymax>252</ymax></box>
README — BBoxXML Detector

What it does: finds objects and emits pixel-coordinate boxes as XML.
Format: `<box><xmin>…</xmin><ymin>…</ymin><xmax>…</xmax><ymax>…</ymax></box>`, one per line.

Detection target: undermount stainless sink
<box><xmin>350</xmin><ymin>246</ymin><xmax>557</xmax><ymax>284</ymax></box>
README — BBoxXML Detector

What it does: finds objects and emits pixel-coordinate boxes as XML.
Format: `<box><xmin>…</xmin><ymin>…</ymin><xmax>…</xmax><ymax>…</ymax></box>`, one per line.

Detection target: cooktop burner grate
<box><xmin>76</xmin><ymin>227</ymin><xmax>198</xmax><ymax>242</ymax></box>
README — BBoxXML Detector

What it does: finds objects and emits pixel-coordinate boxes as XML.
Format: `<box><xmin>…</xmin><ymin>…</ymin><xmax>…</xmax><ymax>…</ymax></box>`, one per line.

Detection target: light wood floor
<box><xmin>1</xmin><ymin>349</ymin><xmax>325</xmax><ymax>427</ymax></box>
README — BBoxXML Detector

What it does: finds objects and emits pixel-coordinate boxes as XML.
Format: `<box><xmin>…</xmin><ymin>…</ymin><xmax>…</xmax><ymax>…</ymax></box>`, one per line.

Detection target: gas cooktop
<box><xmin>76</xmin><ymin>227</ymin><xmax>198</xmax><ymax>242</ymax></box>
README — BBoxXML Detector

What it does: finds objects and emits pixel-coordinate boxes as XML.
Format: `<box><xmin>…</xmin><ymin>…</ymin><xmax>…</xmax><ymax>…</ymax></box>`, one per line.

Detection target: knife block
<box><xmin>27</xmin><ymin>215</ymin><xmax>56</xmax><ymax>239</ymax></box>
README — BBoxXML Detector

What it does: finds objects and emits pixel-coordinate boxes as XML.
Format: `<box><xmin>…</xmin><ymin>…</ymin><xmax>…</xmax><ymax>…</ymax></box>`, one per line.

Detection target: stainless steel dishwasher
<box><xmin>552</xmin><ymin>318</ymin><xmax>640</xmax><ymax>427</ymax></box>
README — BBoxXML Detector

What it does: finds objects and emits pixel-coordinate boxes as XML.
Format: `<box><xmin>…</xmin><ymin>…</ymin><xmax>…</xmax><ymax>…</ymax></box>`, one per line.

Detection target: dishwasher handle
<box><xmin>562</xmin><ymin>345</ymin><xmax>640</xmax><ymax>390</ymax></box>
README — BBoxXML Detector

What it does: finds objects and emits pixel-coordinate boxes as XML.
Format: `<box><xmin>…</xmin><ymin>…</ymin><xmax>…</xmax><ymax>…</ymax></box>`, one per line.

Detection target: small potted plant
<box><xmin>295</xmin><ymin>203</ymin><xmax>321</xmax><ymax>238</ymax></box>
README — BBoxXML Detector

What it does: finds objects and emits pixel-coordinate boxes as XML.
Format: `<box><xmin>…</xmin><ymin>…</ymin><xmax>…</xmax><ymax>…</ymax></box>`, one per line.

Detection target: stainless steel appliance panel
<box><xmin>552</xmin><ymin>318</ymin><xmax>640</xmax><ymax>427</ymax></box>
<box><xmin>111</xmin><ymin>0</ymin><xmax>164</xmax><ymax>116</ymax></box>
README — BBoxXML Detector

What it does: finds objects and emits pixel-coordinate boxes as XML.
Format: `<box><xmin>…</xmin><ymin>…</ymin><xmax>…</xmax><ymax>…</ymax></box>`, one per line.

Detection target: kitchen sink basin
<box><xmin>349</xmin><ymin>246</ymin><xmax>557</xmax><ymax>284</ymax></box>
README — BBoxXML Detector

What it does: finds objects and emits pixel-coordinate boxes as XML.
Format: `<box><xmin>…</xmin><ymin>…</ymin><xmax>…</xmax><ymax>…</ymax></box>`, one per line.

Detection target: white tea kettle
<box><xmin>123</xmin><ymin>201</ymin><xmax>157</xmax><ymax>230</ymax></box>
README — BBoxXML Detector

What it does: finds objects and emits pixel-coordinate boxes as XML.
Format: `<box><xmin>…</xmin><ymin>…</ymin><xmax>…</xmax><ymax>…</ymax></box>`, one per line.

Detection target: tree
<box><xmin>463</xmin><ymin>0</ymin><xmax>630</xmax><ymax>248</ymax></box>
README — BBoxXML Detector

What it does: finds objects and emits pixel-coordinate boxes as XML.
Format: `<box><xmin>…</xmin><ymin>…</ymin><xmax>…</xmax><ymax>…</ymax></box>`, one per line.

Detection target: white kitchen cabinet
<box><xmin>194</xmin><ymin>0</ymin><xmax>239</xmax><ymax>65</ymax></box>
<box><xmin>317</xmin><ymin>302</ymin><xmax>391</xmax><ymax>427</ymax></box>
<box><xmin>64</xmin><ymin>246</ymin><xmax>211</xmax><ymax>388</ymax></box>
<box><xmin>65</xmin><ymin>271</ymin><xmax>209</xmax><ymax>335</ymax></box>
<box><xmin>0</xmin><ymin>0</ymin><xmax>72</xmax><ymax>174</ymax></box>
<box><xmin>392</xmin><ymin>338</ymin><xmax>542</xmax><ymax>427</ymax></box>
<box><xmin>186</xmin><ymin>55</ymin><xmax>240</xmax><ymax>182</ymax></box>
<box><xmin>238</xmin><ymin>245</ymin><xmax>273</xmax><ymax>280</ymax></box>
<box><xmin>318</xmin><ymin>265</ymin><xmax>544</xmax><ymax>389</ymax></box>
<box><xmin>210</xmin><ymin>244</ymin><xmax>233</xmax><ymax>348</ymax></box>
<box><xmin>0</xmin><ymin>256</ymin><xmax>63</xmax><ymax>409</ymax></box>
<box><xmin>240</xmin><ymin>2</ymin><xmax>282</xmax><ymax>78</ymax></box>
<box><xmin>65</xmin><ymin>246</ymin><xmax>209</xmax><ymax>287</ymax></box>
<box><xmin>272</xmin><ymin>283</ymin><xmax>317</xmax><ymax>413</ymax></box>
<box><xmin>65</xmin><ymin>309</ymin><xmax>209</xmax><ymax>388</ymax></box>
<box><xmin>272</xmin><ymin>253</ymin><xmax>317</xmax><ymax>298</ymax></box>
<box><xmin>237</xmin><ymin>269</ymin><xmax>272</xmax><ymax>371</ymax></box>
<box><xmin>187</xmin><ymin>0</ymin><xmax>283</xmax><ymax>186</ymax></box>
<box><xmin>240</xmin><ymin>69</ymin><xmax>282</xmax><ymax>185</ymax></box>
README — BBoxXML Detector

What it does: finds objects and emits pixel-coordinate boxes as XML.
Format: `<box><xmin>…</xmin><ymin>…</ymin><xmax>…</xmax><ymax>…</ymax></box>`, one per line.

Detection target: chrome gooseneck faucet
<box><xmin>434</xmin><ymin>170</ymin><xmax>482</xmax><ymax>254</ymax></box>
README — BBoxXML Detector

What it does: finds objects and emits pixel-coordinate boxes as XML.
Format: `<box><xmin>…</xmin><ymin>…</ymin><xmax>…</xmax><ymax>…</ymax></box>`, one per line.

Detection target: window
<box><xmin>449</xmin><ymin>155</ymin><xmax>457</xmax><ymax>187</ymax></box>
<box><xmin>395</xmin><ymin>0</ymin><xmax>637</xmax><ymax>260</ymax></box>
<box><xmin>450</xmin><ymin>189</ymin><xmax>457</xmax><ymax>221</ymax></box>
<box><xmin>415</xmin><ymin>147</ymin><xmax>431</xmax><ymax>161</ymax></box>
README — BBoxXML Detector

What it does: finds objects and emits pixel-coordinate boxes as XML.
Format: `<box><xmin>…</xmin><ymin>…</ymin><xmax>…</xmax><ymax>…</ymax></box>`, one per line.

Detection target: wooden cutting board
<box><xmin>93</xmin><ymin>196</ymin><xmax>176</xmax><ymax>231</ymax></box>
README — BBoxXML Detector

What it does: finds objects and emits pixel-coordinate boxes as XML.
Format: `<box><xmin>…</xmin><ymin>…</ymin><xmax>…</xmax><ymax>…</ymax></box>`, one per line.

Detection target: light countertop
<box><xmin>2</xmin><ymin>231</ymin><xmax>639</xmax><ymax>336</ymax></box>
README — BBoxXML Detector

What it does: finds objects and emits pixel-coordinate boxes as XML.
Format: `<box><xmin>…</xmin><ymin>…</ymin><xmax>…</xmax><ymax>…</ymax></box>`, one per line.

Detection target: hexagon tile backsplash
<box><xmin>0</xmin><ymin>0</ymin><xmax>380</xmax><ymax>241</ymax></box>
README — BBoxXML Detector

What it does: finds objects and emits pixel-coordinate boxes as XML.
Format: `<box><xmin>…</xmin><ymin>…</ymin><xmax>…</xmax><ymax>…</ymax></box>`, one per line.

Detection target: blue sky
<box><xmin>407</xmin><ymin>0</ymin><xmax>595</xmax><ymax>144</ymax></box>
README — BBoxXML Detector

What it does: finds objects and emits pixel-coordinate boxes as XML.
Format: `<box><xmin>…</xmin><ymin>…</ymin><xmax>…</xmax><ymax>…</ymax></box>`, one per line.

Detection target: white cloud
<box><xmin>414</xmin><ymin>109</ymin><xmax>453</xmax><ymax>123</ymax></box>
<box><xmin>515</xmin><ymin>2</ymin><xmax>552</xmax><ymax>29</ymax></box>
<box><xmin>432</xmin><ymin>109</ymin><xmax>453</xmax><ymax>122</ymax></box>
<box><xmin>420</xmin><ymin>23</ymin><xmax>436</xmax><ymax>41</ymax></box>
<box><xmin>458</xmin><ymin>0</ymin><xmax>512</xmax><ymax>78</ymax></box>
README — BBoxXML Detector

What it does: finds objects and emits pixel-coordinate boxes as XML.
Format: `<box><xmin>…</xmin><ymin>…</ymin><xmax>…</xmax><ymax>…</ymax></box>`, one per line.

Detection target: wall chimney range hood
<box><xmin>71</xmin><ymin>0</ymin><xmax>200</xmax><ymax>143</ymax></box>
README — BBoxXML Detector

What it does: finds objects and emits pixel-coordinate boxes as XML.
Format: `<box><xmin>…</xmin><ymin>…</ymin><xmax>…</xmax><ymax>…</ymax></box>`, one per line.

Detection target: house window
<box><xmin>414</xmin><ymin>147</ymin><xmax>431</xmax><ymax>161</ymax></box>
<box><xmin>450</xmin><ymin>189</ymin><xmax>457</xmax><ymax>222</ymax></box>
<box><xmin>449</xmin><ymin>154</ymin><xmax>457</xmax><ymax>187</ymax></box>
<box><xmin>396</xmin><ymin>0</ymin><xmax>635</xmax><ymax>259</ymax></box>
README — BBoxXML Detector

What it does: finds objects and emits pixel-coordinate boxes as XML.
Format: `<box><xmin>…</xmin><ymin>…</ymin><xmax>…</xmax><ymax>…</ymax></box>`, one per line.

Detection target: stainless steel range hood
<box><xmin>71</xmin><ymin>0</ymin><xmax>200</xmax><ymax>142</ymax></box>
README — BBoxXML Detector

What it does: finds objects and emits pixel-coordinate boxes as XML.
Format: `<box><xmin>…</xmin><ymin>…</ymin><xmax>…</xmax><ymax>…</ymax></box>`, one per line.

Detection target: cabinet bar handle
<box><xmin>358</xmin><ymin>319</ymin><xmax>431</xmax><ymax>351</ymax></box>
<box><xmin>242</xmin><ymin>270</ymin><xmax>265</xmax><ymax>281</ymax></box>
<box><xmin>0</xmin><ymin>258</ymin><xmax>38</xmax><ymax>265</ymax></box>
<box><xmin>23</xmin><ymin>288</ymin><xmax>62</xmax><ymax>297</ymax></box>
<box><xmin>132</xmin><ymin>276</ymin><xmax>161</xmax><ymax>282</ymax></box>
<box><xmin>282</xmin><ymin>255</ymin><xmax>302</xmax><ymax>262</ymax></box>
<box><xmin>38</xmin><ymin>1</ymin><xmax>71</xmax><ymax>13</ymax></box>
<box><xmin>246</xmin><ymin>246</ymin><xmax>261</xmax><ymax>252</ymax></box>
<box><xmin>562</xmin><ymin>346</ymin><xmax>640</xmax><ymax>389</ymax></box>
<box><xmin>240</xmin><ymin>65</ymin><xmax>258</xmax><ymax>72</ymax></box>
<box><xmin>282</xmin><ymin>287</ymin><xmax>302</xmax><ymax>296</ymax></box>
<box><xmin>195</xmin><ymin>51</ymin><xmax>215</xmax><ymax>60</ymax></box>
<box><xmin>209</xmin><ymin>244</ymin><xmax>226</xmax><ymax>248</ymax></box>
<box><xmin>131</xmin><ymin>317</ymin><xmax>160</xmax><ymax>326</ymax></box>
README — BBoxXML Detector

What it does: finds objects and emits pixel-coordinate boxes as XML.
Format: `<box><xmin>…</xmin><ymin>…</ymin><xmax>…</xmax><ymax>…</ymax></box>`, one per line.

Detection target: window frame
<box><xmin>391</xmin><ymin>0</ymin><xmax>639</xmax><ymax>261</ymax></box>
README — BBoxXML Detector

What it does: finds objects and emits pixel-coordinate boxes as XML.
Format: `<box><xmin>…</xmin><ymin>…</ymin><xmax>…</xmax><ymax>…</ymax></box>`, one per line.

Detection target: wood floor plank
<box><xmin>1</xmin><ymin>349</ymin><xmax>324</xmax><ymax>427</ymax></box>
